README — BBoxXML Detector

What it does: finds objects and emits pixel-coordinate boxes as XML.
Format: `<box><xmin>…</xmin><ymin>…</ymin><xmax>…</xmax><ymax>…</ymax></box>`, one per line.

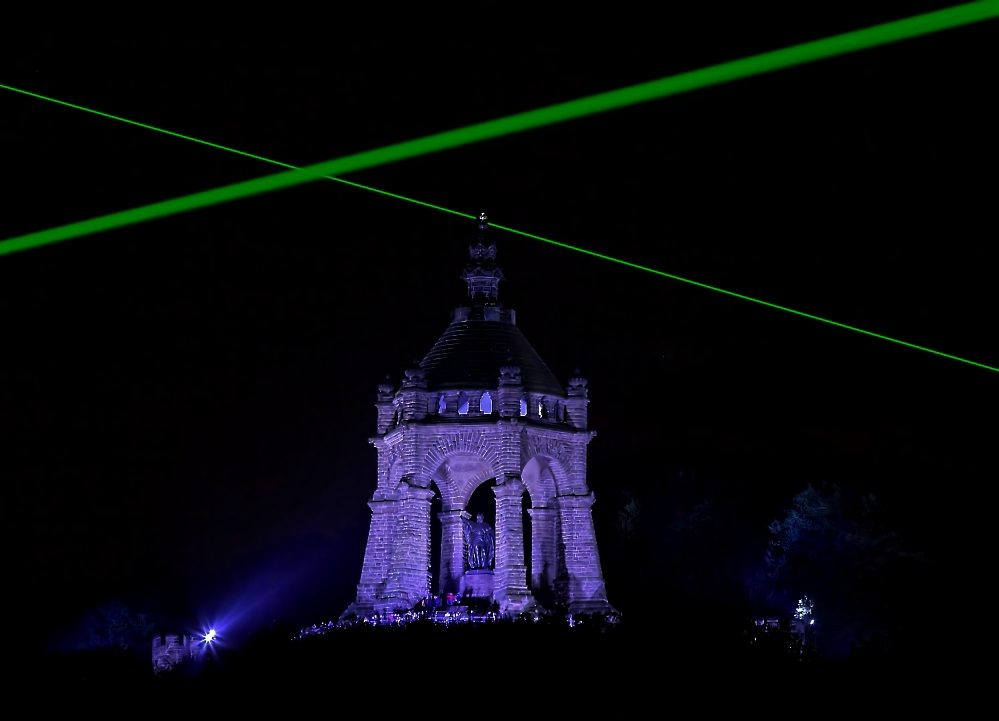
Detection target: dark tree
<box><xmin>756</xmin><ymin>483</ymin><xmax>927</xmax><ymax>658</ymax></box>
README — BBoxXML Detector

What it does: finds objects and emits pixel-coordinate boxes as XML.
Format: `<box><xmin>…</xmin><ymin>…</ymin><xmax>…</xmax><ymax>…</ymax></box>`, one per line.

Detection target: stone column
<box><xmin>564</xmin><ymin>376</ymin><xmax>589</xmax><ymax>430</ymax></box>
<box><xmin>378</xmin><ymin>484</ymin><xmax>435</xmax><ymax>614</ymax></box>
<box><xmin>438</xmin><ymin>509</ymin><xmax>469</xmax><ymax>595</ymax></box>
<box><xmin>527</xmin><ymin>507</ymin><xmax>557</xmax><ymax>597</ymax></box>
<box><xmin>442</xmin><ymin>391</ymin><xmax>460</xmax><ymax>415</ymax></box>
<box><xmin>400</xmin><ymin>368</ymin><xmax>427</xmax><ymax>421</ymax></box>
<box><xmin>375</xmin><ymin>382</ymin><xmax>397</xmax><ymax>434</ymax></box>
<box><xmin>492</xmin><ymin>479</ymin><xmax>533</xmax><ymax>612</ymax></box>
<box><xmin>497</xmin><ymin>366</ymin><xmax>523</xmax><ymax>419</ymax></box>
<box><xmin>342</xmin><ymin>498</ymin><xmax>398</xmax><ymax>619</ymax></box>
<box><xmin>556</xmin><ymin>493</ymin><xmax>611</xmax><ymax>614</ymax></box>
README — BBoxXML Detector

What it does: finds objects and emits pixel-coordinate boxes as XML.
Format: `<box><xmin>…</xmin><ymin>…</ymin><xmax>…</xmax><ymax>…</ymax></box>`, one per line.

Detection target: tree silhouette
<box><xmin>757</xmin><ymin>483</ymin><xmax>926</xmax><ymax>658</ymax></box>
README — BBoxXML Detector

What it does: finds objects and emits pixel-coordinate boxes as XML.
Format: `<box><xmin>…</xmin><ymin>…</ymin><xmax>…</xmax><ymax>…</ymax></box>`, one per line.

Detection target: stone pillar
<box><xmin>469</xmin><ymin>391</ymin><xmax>482</xmax><ymax>415</ymax></box>
<box><xmin>400</xmin><ymin>368</ymin><xmax>427</xmax><ymax>421</ymax></box>
<box><xmin>527</xmin><ymin>507</ymin><xmax>557</xmax><ymax>597</ymax></box>
<box><xmin>564</xmin><ymin>375</ymin><xmax>588</xmax><ymax>430</ymax></box>
<box><xmin>556</xmin><ymin>493</ymin><xmax>611</xmax><ymax>614</ymax></box>
<box><xmin>342</xmin><ymin>498</ymin><xmax>398</xmax><ymax>619</ymax></box>
<box><xmin>438</xmin><ymin>509</ymin><xmax>469</xmax><ymax>595</ymax></box>
<box><xmin>377</xmin><ymin>483</ymin><xmax>435</xmax><ymax>614</ymax></box>
<box><xmin>375</xmin><ymin>382</ymin><xmax>397</xmax><ymax>434</ymax></box>
<box><xmin>442</xmin><ymin>391</ymin><xmax>460</xmax><ymax>415</ymax></box>
<box><xmin>497</xmin><ymin>366</ymin><xmax>523</xmax><ymax>419</ymax></box>
<box><xmin>492</xmin><ymin>479</ymin><xmax>533</xmax><ymax>612</ymax></box>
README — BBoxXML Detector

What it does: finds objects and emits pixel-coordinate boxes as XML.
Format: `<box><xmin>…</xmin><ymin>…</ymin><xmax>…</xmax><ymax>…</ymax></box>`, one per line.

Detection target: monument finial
<box><xmin>462</xmin><ymin>212</ymin><xmax>504</xmax><ymax>301</ymax></box>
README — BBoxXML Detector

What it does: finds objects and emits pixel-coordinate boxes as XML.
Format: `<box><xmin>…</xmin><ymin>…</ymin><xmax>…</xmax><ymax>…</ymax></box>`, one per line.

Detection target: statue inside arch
<box><xmin>462</xmin><ymin>513</ymin><xmax>495</xmax><ymax>570</ymax></box>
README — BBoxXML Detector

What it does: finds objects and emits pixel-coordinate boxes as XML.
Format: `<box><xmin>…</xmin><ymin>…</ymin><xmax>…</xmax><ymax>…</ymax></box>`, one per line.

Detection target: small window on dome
<box><xmin>438</xmin><ymin>394</ymin><xmax>446</xmax><ymax>414</ymax></box>
<box><xmin>520</xmin><ymin>397</ymin><xmax>527</xmax><ymax>417</ymax></box>
<box><xmin>480</xmin><ymin>392</ymin><xmax>493</xmax><ymax>414</ymax></box>
<box><xmin>457</xmin><ymin>393</ymin><xmax>469</xmax><ymax>415</ymax></box>
<box><xmin>538</xmin><ymin>401</ymin><xmax>545</xmax><ymax>418</ymax></box>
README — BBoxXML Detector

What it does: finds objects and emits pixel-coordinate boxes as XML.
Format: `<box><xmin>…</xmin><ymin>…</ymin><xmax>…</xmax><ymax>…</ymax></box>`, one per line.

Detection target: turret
<box><xmin>400</xmin><ymin>366</ymin><xmax>428</xmax><ymax>422</ymax></box>
<box><xmin>375</xmin><ymin>378</ymin><xmax>397</xmax><ymax>434</ymax></box>
<box><xmin>497</xmin><ymin>364</ymin><xmax>523</xmax><ymax>419</ymax></box>
<box><xmin>564</xmin><ymin>373</ymin><xmax>589</xmax><ymax>429</ymax></box>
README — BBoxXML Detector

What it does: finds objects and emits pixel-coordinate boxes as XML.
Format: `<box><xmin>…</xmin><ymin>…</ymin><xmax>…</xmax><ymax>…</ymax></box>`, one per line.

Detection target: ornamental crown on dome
<box><xmin>469</xmin><ymin>212</ymin><xmax>498</xmax><ymax>261</ymax></box>
<box><xmin>469</xmin><ymin>242</ymin><xmax>498</xmax><ymax>261</ymax></box>
<box><xmin>461</xmin><ymin>212</ymin><xmax>504</xmax><ymax>300</ymax></box>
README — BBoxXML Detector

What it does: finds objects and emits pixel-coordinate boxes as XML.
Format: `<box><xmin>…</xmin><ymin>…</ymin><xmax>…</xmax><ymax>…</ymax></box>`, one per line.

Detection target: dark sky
<box><xmin>3</xmin><ymin>3</ymin><xmax>995</xmax><ymax>646</ymax></box>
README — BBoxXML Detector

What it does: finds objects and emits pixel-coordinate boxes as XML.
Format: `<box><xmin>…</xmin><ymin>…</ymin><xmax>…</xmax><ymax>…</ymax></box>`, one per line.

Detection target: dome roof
<box><xmin>419</xmin><ymin>305</ymin><xmax>564</xmax><ymax>396</ymax></box>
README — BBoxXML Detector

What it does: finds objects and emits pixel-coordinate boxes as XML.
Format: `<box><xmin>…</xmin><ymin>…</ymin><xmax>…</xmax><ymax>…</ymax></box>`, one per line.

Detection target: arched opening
<box><xmin>464</xmin><ymin>478</ymin><xmax>533</xmax><ymax>603</ymax></box>
<box><xmin>521</xmin><ymin>455</ymin><xmax>561</xmax><ymax>607</ymax></box>
<box><xmin>429</xmin><ymin>480</ymin><xmax>443</xmax><ymax>595</ymax></box>
<box><xmin>519</xmin><ymin>396</ymin><xmax>527</xmax><ymax>417</ymax></box>
<box><xmin>437</xmin><ymin>394</ymin><xmax>446</xmax><ymax>414</ymax></box>
<box><xmin>522</xmin><ymin>491</ymin><xmax>532</xmax><ymax>598</ymax></box>
<box><xmin>457</xmin><ymin>392</ymin><xmax>470</xmax><ymax>415</ymax></box>
<box><xmin>429</xmin><ymin>453</ymin><xmax>541</xmax><ymax>609</ymax></box>
<box><xmin>466</xmin><ymin>479</ymin><xmax>497</xmax><ymax>536</ymax></box>
<box><xmin>480</xmin><ymin>392</ymin><xmax>493</xmax><ymax>414</ymax></box>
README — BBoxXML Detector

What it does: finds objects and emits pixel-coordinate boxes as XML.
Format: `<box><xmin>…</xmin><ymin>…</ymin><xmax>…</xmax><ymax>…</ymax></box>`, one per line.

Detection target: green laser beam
<box><xmin>2</xmin><ymin>1</ymin><xmax>996</xmax><ymax>258</ymax></box>
<box><xmin>0</xmin><ymin>111</ymin><xmax>994</xmax><ymax>374</ymax></box>
<box><xmin>0</xmin><ymin>81</ymin><xmax>477</xmax><ymax>223</ymax></box>
<box><xmin>489</xmin><ymin>225</ymin><xmax>999</xmax><ymax>373</ymax></box>
<box><xmin>1</xmin><ymin>5</ymin><xmax>996</xmax><ymax>374</ymax></box>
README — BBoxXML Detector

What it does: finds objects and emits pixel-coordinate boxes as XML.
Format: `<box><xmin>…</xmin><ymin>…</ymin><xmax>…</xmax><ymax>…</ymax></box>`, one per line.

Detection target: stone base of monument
<box><xmin>566</xmin><ymin>578</ymin><xmax>615</xmax><ymax>615</ymax></box>
<box><xmin>568</xmin><ymin>599</ymin><xmax>616</xmax><ymax>615</ymax></box>
<box><xmin>459</xmin><ymin>569</ymin><xmax>494</xmax><ymax>599</ymax></box>
<box><xmin>499</xmin><ymin>593</ymin><xmax>538</xmax><ymax>614</ymax></box>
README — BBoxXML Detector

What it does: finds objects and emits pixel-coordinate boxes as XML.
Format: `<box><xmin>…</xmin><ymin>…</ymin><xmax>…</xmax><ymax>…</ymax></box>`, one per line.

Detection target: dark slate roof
<box><xmin>420</xmin><ymin>306</ymin><xmax>565</xmax><ymax>396</ymax></box>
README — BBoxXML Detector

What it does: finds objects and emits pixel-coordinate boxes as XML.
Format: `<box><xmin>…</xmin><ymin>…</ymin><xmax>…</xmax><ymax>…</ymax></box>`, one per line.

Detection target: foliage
<box><xmin>74</xmin><ymin>601</ymin><xmax>156</xmax><ymax>652</ymax></box>
<box><xmin>609</xmin><ymin>468</ymin><xmax>763</xmax><ymax>613</ymax></box>
<box><xmin>757</xmin><ymin>483</ymin><xmax>926</xmax><ymax>658</ymax></box>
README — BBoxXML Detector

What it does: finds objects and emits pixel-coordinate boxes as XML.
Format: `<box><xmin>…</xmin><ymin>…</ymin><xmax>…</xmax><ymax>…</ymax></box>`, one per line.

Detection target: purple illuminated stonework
<box><xmin>342</xmin><ymin>216</ymin><xmax>612</xmax><ymax>619</ymax></box>
<box><xmin>152</xmin><ymin>634</ymin><xmax>196</xmax><ymax>675</ymax></box>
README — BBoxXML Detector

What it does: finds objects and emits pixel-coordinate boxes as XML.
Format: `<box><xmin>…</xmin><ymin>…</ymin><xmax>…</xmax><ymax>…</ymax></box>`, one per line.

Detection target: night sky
<box><xmin>3</xmin><ymin>3</ymin><xmax>995</xmax><ymax>648</ymax></box>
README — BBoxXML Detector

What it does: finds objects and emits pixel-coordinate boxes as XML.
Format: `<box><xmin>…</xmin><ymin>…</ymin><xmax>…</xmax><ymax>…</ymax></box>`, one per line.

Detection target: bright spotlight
<box><xmin>204</xmin><ymin>629</ymin><xmax>217</xmax><ymax>643</ymax></box>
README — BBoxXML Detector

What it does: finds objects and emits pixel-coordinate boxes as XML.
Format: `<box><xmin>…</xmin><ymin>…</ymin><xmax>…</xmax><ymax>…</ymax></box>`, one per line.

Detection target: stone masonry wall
<box><xmin>556</xmin><ymin>493</ymin><xmax>609</xmax><ymax>612</ymax></box>
<box><xmin>493</xmin><ymin>479</ymin><xmax>532</xmax><ymax>611</ymax></box>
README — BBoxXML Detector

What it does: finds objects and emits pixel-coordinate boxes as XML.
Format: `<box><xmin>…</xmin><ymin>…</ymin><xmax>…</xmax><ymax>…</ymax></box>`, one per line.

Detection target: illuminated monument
<box><xmin>343</xmin><ymin>214</ymin><xmax>611</xmax><ymax>618</ymax></box>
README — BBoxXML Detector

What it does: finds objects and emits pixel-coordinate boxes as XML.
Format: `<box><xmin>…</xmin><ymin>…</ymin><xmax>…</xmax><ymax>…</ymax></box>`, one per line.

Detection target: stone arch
<box><xmin>421</xmin><ymin>430</ymin><xmax>500</xmax><ymax>509</ymax></box>
<box><xmin>521</xmin><ymin>430</ymin><xmax>579</xmax><ymax>496</ymax></box>
<box><xmin>520</xmin><ymin>455</ymin><xmax>560</xmax><ymax>508</ymax></box>
<box><xmin>520</xmin><ymin>455</ymin><xmax>564</xmax><ymax>604</ymax></box>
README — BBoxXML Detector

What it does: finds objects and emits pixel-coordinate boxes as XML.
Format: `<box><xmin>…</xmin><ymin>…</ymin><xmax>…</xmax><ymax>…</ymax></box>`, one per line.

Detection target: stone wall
<box><xmin>345</xmin><ymin>415</ymin><xmax>612</xmax><ymax>618</ymax></box>
<box><xmin>152</xmin><ymin>634</ymin><xmax>195</xmax><ymax>675</ymax></box>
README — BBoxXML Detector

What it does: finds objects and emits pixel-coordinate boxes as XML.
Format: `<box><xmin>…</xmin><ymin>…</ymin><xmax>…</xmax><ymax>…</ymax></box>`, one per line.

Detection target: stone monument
<box><xmin>152</xmin><ymin>634</ymin><xmax>196</xmax><ymax>675</ymax></box>
<box><xmin>460</xmin><ymin>513</ymin><xmax>495</xmax><ymax>599</ymax></box>
<box><xmin>342</xmin><ymin>214</ymin><xmax>612</xmax><ymax>618</ymax></box>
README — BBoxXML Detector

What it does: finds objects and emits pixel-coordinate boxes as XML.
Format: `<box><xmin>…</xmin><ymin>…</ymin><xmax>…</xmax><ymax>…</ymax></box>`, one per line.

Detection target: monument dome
<box><xmin>419</xmin><ymin>307</ymin><xmax>564</xmax><ymax>395</ymax></box>
<box><xmin>419</xmin><ymin>213</ymin><xmax>563</xmax><ymax>395</ymax></box>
